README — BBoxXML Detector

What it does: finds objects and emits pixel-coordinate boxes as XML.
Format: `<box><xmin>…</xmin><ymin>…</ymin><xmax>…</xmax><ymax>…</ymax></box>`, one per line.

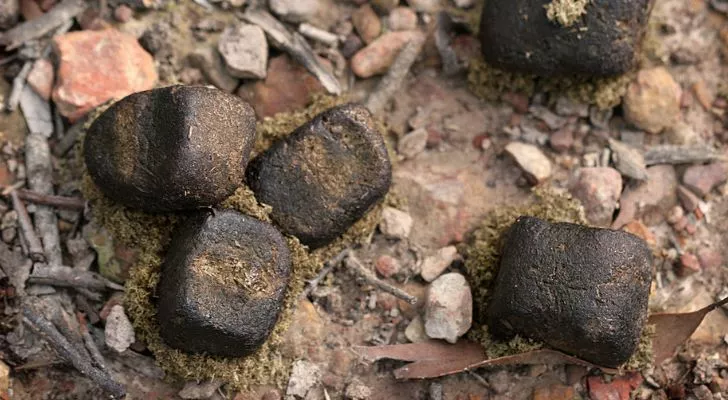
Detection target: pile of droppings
<box><xmin>81</xmin><ymin>95</ymin><xmax>388</xmax><ymax>390</ymax></box>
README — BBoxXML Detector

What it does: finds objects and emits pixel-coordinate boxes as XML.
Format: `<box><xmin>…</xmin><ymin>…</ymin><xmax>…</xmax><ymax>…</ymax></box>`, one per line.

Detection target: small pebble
<box><xmin>420</xmin><ymin>246</ymin><xmax>459</xmax><ymax>282</ymax></box>
<box><xmin>113</xmin><ymin>5</ymin><xmax>133</xmax><ymax>23</ymax></box>
<box><xmin>424</xmin><ymin>272</ymin><xmax>472</xmax><ymax>344</ymax></box>
<box><xmin>678</xmin><ymin>253</ymin><xmax>700</xmax><ymax>276</ymax></box>
<box><xmin>569</xmin><ymin>167</ymin><xmax>623</xmax><ymax>227</ymax></box>
<box><xmin>105</xmin><ymin>305</ymin><xmax>135</xmax><ymax>353</ymax></box>
<box><xmin>683</xmin><ymin>163</ymin><xmax>727</xmax><ymax>197</ymax></box>
<box><xmin>404</xmin><ymin>315</ymin><xmax>428</xmax><ymax>343</ymax></box>
<box><xmin>269</xmin><ymin>0</ymin><xmax>319</xmax><ymax>23</ymax></box>
<box><xmin>379</xmin><ymin>207</ymin><xmax>413</xmax><ymax>240</ymax></box>
<box><xmin>178</xmin><ymin>381</ymin><xmax>221</xmax><ymax>400</ymax></box>
<box><xmin>351</xmin><ymin>30</ymin><xmax>424</xmax><ymax>78</ymax></box>
<box><xmin>398</xmin><ymin>128</ymin><xmax>428</xmax><ymax>159</ymax></box>
<box><xmin>388</xmin><ymin>7</ymin><xmax>418</xmax><ymax>31</ymax></box>
<box><xmin>286</xmin><ymin>360</ymin><xmax>321</xmax><ymax>398</ymax></box>
<box><xmin>375</xmin><ymin>255</ymin><xmax>401</xmax><ymax>278</ymax></box>
<box><xmin>697</xmin><ymin>249</ymin><xmax>723</xmax><ymax>270</ymax></box>
<box><xmin>677</xmin><ymin>185</ymin><xmax>701</xmax><ymax>212</ymax></box>
<box><xmin>218</xmin><ymin>23</ymin><xmax>268</xmax><ymax>79</ymax></box>
<box><xmin>623</xmin><ymin>67</ymin><xmax>682</xmax><ymax>134</ymax></box>
<box><xmin>504</xmin><ymin>142</ymin><xmax>553</xmax><ymax>184</ymax></box>
<box><xmin>352</xmin><ymin>4</ymin><xmax>381</xmax><ymax>44</ymax></box>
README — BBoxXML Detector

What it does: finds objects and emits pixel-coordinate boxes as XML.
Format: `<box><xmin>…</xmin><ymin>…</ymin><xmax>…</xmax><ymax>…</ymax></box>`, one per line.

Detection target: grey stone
<box><xmin>424</xmin><ymin>273</ymin><xmax>472</xmax><ymax>344</ymax></box>
<box><xmin>398</xmin><ymin>128</ymin><xmax>428</xmax><ymax>159</ymax></box>
<box><xmin>505</xmin><ymin>141</ymin><xmax>552</xmax><ymax>184</ymax></box>
<box><xmin>479</xmin><ymin>0</ymin><xmax>654</xmax><ymax>77</ymax></box>
<box><xmin>105</xmin><ymin>305</ymin><xmax>135</xmax><ymax>353</ymax></box>
<box><xmin>157</xmin><ymin>210</ymin><xmax>291</xmax><ymax>357</ymax></box>
<box><xmin>246</xmin><ymin>104</ymin><xmax>392</xmax><ymax>249</ymax></box>
<box><xmin>420</xmin><ymin>246</ymin><xmax>459</xmax><ymax>282</ymax></box>
<box><xmin>286</xmin><ymin>360</ymin><xmax>321</xmax><ymax>399</ymax></box>
<box><xmin>379</xmin><ymin>207</ymin><xmax>413</xmax><ymax>240</ymax></box>
<box><xmin>218</xmin><ymin>23</ymin><xmax>268</xmax><ymax>79</ymax></box>
<box><xmin>269</xmin><ymin>0</ymin><xmax>319</xmax><ymax>23</ymax></box>
<box><xmin>85</xmin><ymin>85</ymin><xmax>256</xmax><ymax>212</ymax></box>
<box><xmin>0</xmin><ymin>0</ymin><xmax>18</xmax><ymax>30</ymax></box>
<box><xmin>178</xmin><ymin>381</ymin><xmax>222</xmax><ymax>400</ymax></box>
<box><xmin>487</xmin><ymin>217</ymin><xmax>653</xmax><ymax>367</ymax></box>
<box><xmin>569</xmin><ymin>167</ymin><xmax>623</xmax><ymax>227</ymax></box>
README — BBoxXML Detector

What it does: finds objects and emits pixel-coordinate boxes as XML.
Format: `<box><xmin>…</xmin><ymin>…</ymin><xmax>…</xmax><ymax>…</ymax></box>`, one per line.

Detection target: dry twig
<box><xmin>26</xmin><ymin>132</ymin><xmax>62</xmax><ymax>266</ymax></box>
<box><xmin>346</xmin><ymin>252</ymin><xmax>417</xmax><ymax>305</ymax></box>
<box><xmin>28</xmin><ymin>265</ymin><xmax>124</xmax><ymax>292</ymax></box>
<box><xmin>303</xmin><ymin>248</ymin><xmax>350</xmax><ymax>298</ymax></box>
<box><xmin>0</xmin><ymin>0</ymin><xmax>88</xmax><ymax>50</ymax></box>
<box><xmin>4</xmin><ymin>188</ymin><xmax>86</xmax><ymax>210</ymax></box>
<box><xmin>10</xmin><ymin>191</ymin><xmax>44</xmax><ymax>261</ymax></box>
<box><xmin>644</xmin><ymin>145</ymin><xmax>727</xmax><ymax>166</ymax></box>
<box><xmin>22</xmin><ymin>299</ymin><xmax>126</xmax><ymax>399</ymax></box>
<box><xmin>366</xmin><ymin>36</ymin><xmax>425</xmax><ymax>115</ymax></box>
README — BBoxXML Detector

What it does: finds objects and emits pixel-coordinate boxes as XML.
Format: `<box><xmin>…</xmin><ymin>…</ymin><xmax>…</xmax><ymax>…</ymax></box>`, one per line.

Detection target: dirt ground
<box><xmin>0</xmin><ymin>0</ymin><xmax>727</xmax><ymax>399</ymax></box>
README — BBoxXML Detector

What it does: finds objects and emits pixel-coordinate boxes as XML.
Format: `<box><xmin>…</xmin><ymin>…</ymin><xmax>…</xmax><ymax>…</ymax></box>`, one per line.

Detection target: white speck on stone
<box><xmin>178</xmin><ymin>381</ymin><xmax>222</xmax><ymax>399</ymax></box>
<box><xmin>286</xmin><ymin>360</ymin><xmax>321</xmax><ymax>399</ymax></box>
<box><xmin>218</xmin><ymin>23</ymin><xmax>268</xmax><ymax>79</ymax></box>
<box><xmin>397</xmin><ymin>128</ymin><xmax>428</xmax><ymax>159</ymax></box>
<box><xmin>505</xmin><ymin>141</ymin><xmax>553</xmax><ymax>184</ymax></box>
<box><xmin>424</xmin><ymin>273</ymin><xmax>472</xmax><ymax>344</ymax></box>
<box><xmin>420</xmin><ymin>246</ymin><xmax>459</xmax><ymax>282</ymax></box>
<box><xmin>379</xmin><ymin>207</ymin><xmax>413</xmax><ymax>240</ymax></box>
<box><xmin>105</xmin><ymin>305</ymin><xmax>135</xmax><ymax>353</ymax></box>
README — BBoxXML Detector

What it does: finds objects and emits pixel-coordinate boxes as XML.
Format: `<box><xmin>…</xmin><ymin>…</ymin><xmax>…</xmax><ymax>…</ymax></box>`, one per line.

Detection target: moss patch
<box><xmin>467</xmin><ymin>59</ymin><xmax>633</xmax><ymax>109</ymax></box>
<box><xmin>622</xmin><ymin>324</ymin><xmax>655</xmax><ymax>372</ymax></box>
<box><xmin>459</xmin><ymin>188</ymin><xmax>586</xmax><ymax>356</ymax></box>
<box><xmin>545</xmin><ymin>0</ymin><xmax>590</xmax><ymax>27</ymax></box>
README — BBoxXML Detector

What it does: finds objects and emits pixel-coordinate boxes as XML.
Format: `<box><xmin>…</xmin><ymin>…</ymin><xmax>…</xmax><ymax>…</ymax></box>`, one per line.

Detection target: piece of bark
<box><xmin>366</xmin><ymin>36</ymin><xmax>425</xmax><ymax>115</ymax></box>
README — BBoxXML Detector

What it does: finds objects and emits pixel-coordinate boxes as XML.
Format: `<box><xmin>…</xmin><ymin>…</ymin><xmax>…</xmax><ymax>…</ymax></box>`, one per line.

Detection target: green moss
<box><xmin>459</xmin><ymin>188</ymin><xmax>586</xmax><ymax>354</ymax></box>
<box><xmin>545</xmin><ymin>0</ymin><xmax>590</xmax><ymax>27</ymax></box>
<box><xmin>622</xmin><ymin>324</ymin><xmax>655</xmax><ymax>372</ymax></box>
<box><xmin>467</xmin><ymin>59</ymin><xmax>632</xmax><ymax>109</ymax></box>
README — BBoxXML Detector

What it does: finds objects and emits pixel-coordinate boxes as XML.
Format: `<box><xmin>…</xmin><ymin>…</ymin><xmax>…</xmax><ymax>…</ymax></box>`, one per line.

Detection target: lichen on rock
<box><xmin>545</xmin><ymin>0</ymin><xmax>590</xmax><ymax>27</ymax></box>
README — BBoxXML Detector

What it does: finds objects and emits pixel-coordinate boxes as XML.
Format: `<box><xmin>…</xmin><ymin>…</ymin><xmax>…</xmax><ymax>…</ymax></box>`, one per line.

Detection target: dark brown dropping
<box><xmin>84</xmin><ymin>85</ymin><xmax>256</xmax><ymax>212</ymax></box>
<box><xmin>486</xmin><ymin>216</ymin><xmax>653</xmax><ymax>367</ymax></box>
<box><xmin>479</xmin><ymin>0</ymin><xmax>654</xmax><ymax>77</ymax></box>
<box><xmin>245</xmin><ymin>103</ymin><xmax>392</xmax><ymax>249</ymax></box>
<box><xmin>157</xmin><ymin>209</ymin><xmax>291</xmax><ymax>358</ymax></box>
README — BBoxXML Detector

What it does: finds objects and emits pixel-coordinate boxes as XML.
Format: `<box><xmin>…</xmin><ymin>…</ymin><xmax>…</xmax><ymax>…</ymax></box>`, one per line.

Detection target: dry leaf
<box><xmin>649</xmin><ymin>297</ymin><xmax>728</xmax><ymax>364</ymax></box>
<box><xmin>353</xmin><ymin>340</ymin><xmax>617</xmax><ymax>380</ymax></box>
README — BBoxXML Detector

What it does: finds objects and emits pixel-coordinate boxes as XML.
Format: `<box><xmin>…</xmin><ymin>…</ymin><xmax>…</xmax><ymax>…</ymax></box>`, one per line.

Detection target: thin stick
<box><xmin>365</xmin><ymin>36</ymin><xmax>425</xmax><ymax>115</ymax></box>
<box><xmin>6</xmin><ymin>61</ymin><xmax>32</xmax><ymax>112</ymax></box>
<box><xmin>0</xmin><ymin>0</ymin><xmax>88</xmax><ymax>50</ymax></box>
<box><xmin>345</xmin><ymin>252</ymin><xmax>417</xmax><ymax>305</ymax></box>
<box><xmin>77</xmin><ymin>312</ymin><xmax>108</xmax><ymax>371</ymax></box>
<box><xmin>22</xmin><ymin>302</ymin><xmax>126</xmax><ymax>399</ymax></box>
<box><xmin>28</xmin><ymin>265</ymin><xmax>124</xmax><ymax>291</ymax></box>
<box><xmin>10</xmin><ymin>191</ymin><xmax>44</xmax><ymax>262</ymax></box>
<box><xmin>52</xmin><ymin>117</ymin><xmax>86</xmax><ymax>157</ymax></box>
<box><xmin>4</xmin><ymin>189</ymin><xmax>86</xmax><ymax>210</ymax></box>
<box><xmin>303</xmin><ymin>248</ymin><xmax>350</xmax><ymax>298</ymax></box>
<box><xmin>26</xmin><ymin>132</ymin><xmax>62</xmax><ymax>266</ymax></box>
<box><xmin>644</xmin><ymin>145</ymin><xmax>727</xmax><ymax>166</ymax></box>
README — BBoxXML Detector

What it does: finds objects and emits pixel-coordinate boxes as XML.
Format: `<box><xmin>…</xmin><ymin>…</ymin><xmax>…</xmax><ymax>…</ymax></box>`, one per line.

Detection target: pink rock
<box><xmin>682</xmin><ymin>163</ymin><xmax>727</xmax><ymax>197</ymax></box>
<box><xmin>697</xmin><ymin>249</ymin><xmax>723</xmax><ymax>270</ymax></box>
<box><xmin>26</xmin><ymin>58</ymin><xmax>53</xmax><ymax>100</ymax></box>
<box><xmin>52</xmin><ymin>29</ymin><xmax>157</xmax><ymax>122</ymax></box>
<box><xmin>549</xmin><ymin>125</ymin><xmax>574</xmax><ymax>153</ymax></box>
<box><xmin>570</xmin><ymin>167</ymin><xmax>623</xmax><ymax>227</ymax></box>
<box><xmin>113</xmin><ymin>5</ymin><xmax>133</xmax><ymax>23</ymax></box>
<box><xmin>351</xmin><ymin>30</ymin><xmax>423</xmax><ymax>78</ymax></box>
<box><xmin>612</xmin><ymin>165</ymin><xmax>678</xmax><ymax>229</ymax></box>
<box><xmin>678</xmin><ymin>253</ymin><xmax>700</xmax><ymax>276</ymax></box>
<box><xmin>677</xmin><ymin>185</ymin><xmax>700</xmax><ymax>212</ymax></box>
<box><xmin>588</xmin><ymin>373</ymin><xmax>643</xmax><ymax>400</ymax></box>
<box><xmin>352</xmin><ymin>4</ymin><xmax>381</xmax><ymax>44</ymax></box>
<box><xmin>375</xmin><ymin>255</ymin><xmax>401</xmax><ymax>278</ymax></box>
<box><xmin>388</xmin><ymin>7</ymin><xmax>417</xmax><ymax>31</ymax></box>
